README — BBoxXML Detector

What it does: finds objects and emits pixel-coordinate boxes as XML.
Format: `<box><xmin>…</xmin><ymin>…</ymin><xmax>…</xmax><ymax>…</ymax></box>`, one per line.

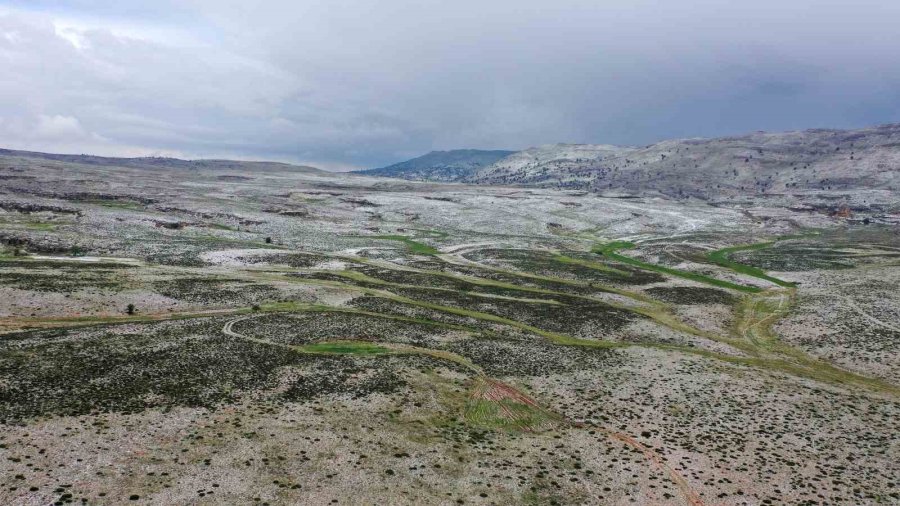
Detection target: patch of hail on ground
<box><xmin>2</xmin><ymin>145</ymin><xmax>898</xmax><ymax>506</ymax></box>
<box><xmin>311</xmin><ymin>260</ymin><xmax>349</xmax><ymax>271</ymax></box>
<box><xmin>341</xmin><ymin>247</ymin><xmax>400</xmax><ymax>255</ymax></box>
<box><xmin>441</xmin><ymin>243</ymin><xmax>503</xmax><ymax>254</ymax></box>
<box><xmin>199</xmin><ymin>248</ymin><xmax>287</xmax><ymax>266</ymax></box>
<box><xmin>29</xmin><ymin>255</ymin><xmax>142</xmax><ymax>265</ymax></box>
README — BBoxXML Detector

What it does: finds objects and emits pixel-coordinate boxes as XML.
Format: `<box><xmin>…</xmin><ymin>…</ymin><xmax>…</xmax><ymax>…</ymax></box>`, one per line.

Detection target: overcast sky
<box><xmin>1</xmin><ymin>1</ymin><xmax>899</xmax><ymax>170</ymax></box>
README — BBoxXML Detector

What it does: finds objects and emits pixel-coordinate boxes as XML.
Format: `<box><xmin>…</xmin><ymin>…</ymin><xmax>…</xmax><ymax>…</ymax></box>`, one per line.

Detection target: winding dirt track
<box><xmin>596</xmin><ymin>428</ymin><xmax>706</xmax><ymax>506</ymax></box>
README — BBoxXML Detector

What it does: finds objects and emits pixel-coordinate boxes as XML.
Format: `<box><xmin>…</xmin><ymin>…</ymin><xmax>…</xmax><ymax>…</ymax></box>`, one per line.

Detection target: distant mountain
<box><xmin>355</xmin><ymin>125</ymin><xmax>899</xmax><ymax>210</ymax></box>
<box><xmin>356</xmin><ymin>149</ymin><xmax>515</xmax><ymax>182</ymax></box>
<box><xmin>0</xmin><ymin>148</ymin><xmax>323</xmax><ymax>174</ymax></box>
<box><xmin>465</xmin><ymin>143</ymin><xmax>628</xmax><ymax>185</ymax></box>
<box><xmin>464</xmin><ymin>125</ymin><xmax>900</xmax><ymax>205</ymax></box>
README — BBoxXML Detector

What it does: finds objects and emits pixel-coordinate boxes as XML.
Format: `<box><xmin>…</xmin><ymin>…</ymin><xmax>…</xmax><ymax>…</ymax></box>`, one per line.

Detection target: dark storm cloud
<box><xmin>1</xmin><ymin>0</ymin><xmax>898</xmax><ymax>169</ymax></box>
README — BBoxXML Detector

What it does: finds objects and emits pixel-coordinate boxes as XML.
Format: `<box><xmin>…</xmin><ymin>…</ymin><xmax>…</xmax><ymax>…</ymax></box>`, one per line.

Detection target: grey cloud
<box><xmin>0</xmin><ymin>1</ymin><xmax>898</xmax><ymax>169</ymax></box>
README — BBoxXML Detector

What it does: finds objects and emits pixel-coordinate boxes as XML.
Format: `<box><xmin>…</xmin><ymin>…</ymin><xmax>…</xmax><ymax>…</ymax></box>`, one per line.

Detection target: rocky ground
<box><xmin>355</xmin><ymin>124</ymin><xmax>900</xmax><ymax>219</ymax></box>
<box><xmin>0</xmin><ymin>151</ymin><xmax>898</xmax><ymax>505</ymax></box>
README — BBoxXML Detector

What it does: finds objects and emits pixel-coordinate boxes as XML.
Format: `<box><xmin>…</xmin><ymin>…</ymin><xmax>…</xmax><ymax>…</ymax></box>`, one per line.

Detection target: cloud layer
<box><xmin>1</xmin><ymin>1</ymin><xmax>899</xmax><ymax>169</ymax></box>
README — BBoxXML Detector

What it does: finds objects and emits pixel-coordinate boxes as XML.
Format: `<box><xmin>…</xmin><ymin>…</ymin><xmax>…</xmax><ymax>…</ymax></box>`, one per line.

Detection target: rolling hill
<box><xmin>362</xmin><ymin>124</ymin><xmax>900</xmax><ymax>211</ymax></box>
<box><xmin>355</xmin><ymin>149</ymin><xmax>514</xmax><ymax>181</ymax></box>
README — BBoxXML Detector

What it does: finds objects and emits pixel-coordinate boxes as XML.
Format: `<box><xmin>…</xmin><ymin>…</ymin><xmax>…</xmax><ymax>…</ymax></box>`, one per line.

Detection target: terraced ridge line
<box><xmin>331</xmin><ymin>269</ymin><xmax>565</xmax><ymax>306</ymax></box>
<box><xmin>592</xmin><ymin>241</ymin><xmax>763</xmax><ymax>293</ymax></box>
<box><xmin>241</xmin><ymin>268</ymin><xmax>624</xmax><ymax>349</ymax></box>
<box><xmin>313</xmin><ymin>267</ymin><xmax>749</xmax><ymax>353</ymax></box>
<box><xmin>425</xmin><ymin>275</ymin><xmax>891</xmax><ymax>393</ymax></box>
<box><xmin>243</xmin><ymin>254</ymin><xmax>900</xmax><ymax>394</ymax></box>
<box><xmin>430</xmin><ymin>252</ymin><xmax>659</xmax><ymax>304</ymax></box>
<box><xmin>341</xmin><ymin>257</ymin><xmax>741</xmax><ymax>347</ymax></box>
<box><xmin>265</xmin><ymin>271</ymin><xmax>751</xmax><ymax>366</ymax></box>
<box><xmin>352</xmin><ymin>255</ymin><xmax>652</xmax><ymax>304</ymax></box>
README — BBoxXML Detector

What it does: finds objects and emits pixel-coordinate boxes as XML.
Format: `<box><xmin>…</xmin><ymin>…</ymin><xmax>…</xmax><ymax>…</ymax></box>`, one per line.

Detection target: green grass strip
<box><xmin>706</xmin><ymin>242</ymin><xmax>796</xmax><ymax>287</ymax></box>
<box><xmin>354</xmin><ymin>234</ymin><xmax>438</xmax><ymax>255</ymax></box>
<box><xmin>593</xmin><ymin>241</ymin><xmax>762</xmax><ymax>293</ymax></box>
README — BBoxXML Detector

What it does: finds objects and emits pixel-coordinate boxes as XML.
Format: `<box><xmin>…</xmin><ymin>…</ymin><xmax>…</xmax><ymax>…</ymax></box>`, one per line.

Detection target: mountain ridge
<box><xmin>0</xmin><ymin>148</ymin><xmax>324</xmax><ymax>174</ymax></box>
<box><xmin>361</xmin><ymin>124</ymin><xmax>899</xmax><ymax>209</ymax></box>
<box><xmin>355</xmin><ymin>149</ymin><xmax>515</xmax><ymax>181</ymax></box>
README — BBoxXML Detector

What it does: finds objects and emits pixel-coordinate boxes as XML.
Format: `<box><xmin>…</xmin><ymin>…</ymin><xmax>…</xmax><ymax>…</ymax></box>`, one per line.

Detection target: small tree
<box><xmin>265</xmin><ymin>237</ymin><xmax>272</xmax><ymax>244</ymax></box>
<box><xmin>126</xmin><ymin>303</ymin><xmax>136</xmax><ymax>315</ymax></box>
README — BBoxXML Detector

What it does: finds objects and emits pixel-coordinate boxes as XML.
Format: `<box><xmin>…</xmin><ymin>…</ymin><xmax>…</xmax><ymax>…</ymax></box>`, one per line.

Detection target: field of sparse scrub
<box><xmin>0</xmin><ymin>154</ymin><xmax>897</xmax><ymax>505</ymax></box>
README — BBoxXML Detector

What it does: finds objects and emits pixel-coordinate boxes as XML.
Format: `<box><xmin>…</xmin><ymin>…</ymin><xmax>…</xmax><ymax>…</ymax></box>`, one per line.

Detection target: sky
<box><xmin>1</xmin><ymin>1</ymin><xmax>899</xmax><ymax>170</ymax></box>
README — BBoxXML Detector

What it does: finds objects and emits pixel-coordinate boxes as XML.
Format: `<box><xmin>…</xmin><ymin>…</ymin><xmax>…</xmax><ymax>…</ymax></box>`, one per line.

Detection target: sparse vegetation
<box><xmin>363</xmin><ymin>234</ymin><xmax>439</xmax><ymax>255</ymax></box>
<box><xmin>0</xmin><ymin>148</ymin><xmax>897</xmax><ymax>506</ymax></box>
<box><xmin>706</xmin><ymin>240</ymin><xmax>797</xmax><ymax>287</ymax></box>
<box><xmin>593</xmin><ymin>241</ymin><xmax>764</xmax><ymax>293</ymax></box>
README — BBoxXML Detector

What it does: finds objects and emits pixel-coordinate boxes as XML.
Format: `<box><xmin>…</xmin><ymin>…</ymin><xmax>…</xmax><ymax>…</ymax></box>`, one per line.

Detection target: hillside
<box><xmin>360</xmin><ymin>125</ymin><xmax>899</xmax><ymax>211</ymax></box>
<box><xmin>0</xmin><ymin>148</ymin><xmax>323</xmax><ymax>174</ymax></box>
<box><xmin>466</xmin><ymin>125</ymin><xmax>899</xmax><ymax>208</ymax></box>
<box><xmin>2</xmin><ymin>138</ymin><xmax>899</xmax><ymax>506</ymax></box>
<box><xmin>356</xmin><ymin>149</ymin><xmax>514</xmax><ymax>181</ymax></box>
<box><xmin>466</xmin><ymin>143</ymin><xmax>630</xmax><ymax>185</ymax></box>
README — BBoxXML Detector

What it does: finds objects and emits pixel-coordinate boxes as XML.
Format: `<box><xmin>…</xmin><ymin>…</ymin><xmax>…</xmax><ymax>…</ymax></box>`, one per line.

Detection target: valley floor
<box><xmin>0</xmin><ymin>158</ymin><xmax>898</xmax><ymax>505</ymax></box>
